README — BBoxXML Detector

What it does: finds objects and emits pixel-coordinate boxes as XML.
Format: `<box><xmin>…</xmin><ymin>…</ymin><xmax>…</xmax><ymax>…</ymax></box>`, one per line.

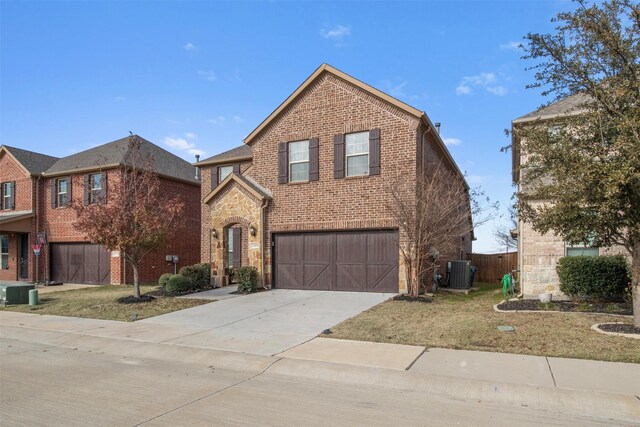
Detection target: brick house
<box><xmin>0</xmin><ymin>136</ymin><xmax>200</xmax><ymax>285</ymax></box>
<box><xmin>511</xmin><ymin>94</ymin><xmax>628</xmax><ymax>298</ymax></box>
<box><xmin>196</xmin><ymin>64</ymin><xmax>472</xmax><ymax>293</ymax></box>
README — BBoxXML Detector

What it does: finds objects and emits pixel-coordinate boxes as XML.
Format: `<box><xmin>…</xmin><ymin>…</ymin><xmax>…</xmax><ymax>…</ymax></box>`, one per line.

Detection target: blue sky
<box><xmin>1</xmin><ymin>0</ymin><xmax>568</xmax><ymax>253</ymax></box>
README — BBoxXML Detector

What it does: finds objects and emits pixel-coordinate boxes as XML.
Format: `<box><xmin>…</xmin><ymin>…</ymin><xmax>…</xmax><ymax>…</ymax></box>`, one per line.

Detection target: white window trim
<box><xmin>288</xmin><ymin>140</ymin><xmax>309</xmax><ymax>182</ymax></box>
<box><xmin>219</xmin><ymin>165</ymin><xmax>234</xmax><ymax>182</ymax></box>
<box><xmin>57</xmin><ymin>179</ymin><xmax>68</xmax><ymax>207</ymax></box>
<box><xmin>0</xmin><ymin>234</ymin><xmax>8</xmax><ymax>269</ymax></box>
<box><xmin>89</xmin><ymin>174</ymin><xmax>102</xmax><ymax>204</ymax></box>
<box><xmin>346</xmin><ymin>131</ymin><xmax>369</xmax><ymax>177</ymax></box>
<box><xmin>2</xmin><ymin>183</ymin><xmax>11</xmax><ymax>210</ymax></box>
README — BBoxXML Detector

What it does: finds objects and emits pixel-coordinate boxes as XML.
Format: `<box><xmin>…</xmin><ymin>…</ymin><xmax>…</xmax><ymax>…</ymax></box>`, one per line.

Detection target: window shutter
<box><xmin>211</xmin><ymin>166</ymin><xmax>219</xmax><ymax>190</ymax></box>
<box><xmin>0</xmin><ymin>182</ymin><xmax>3</xmax><ymax>209</ymax></box>
<box><xmin>233</xmin><ymin>163</ymin><xmax>240</xmax><ymax>174</ymax></box>
<box><xmin>83</xmin><ymin>175</ymin><xmax>90</xmax><ymax>205</ymax></box>
<box><xmin>50</xmin><ymin>180</ymin><xmax>57</xmax><ymax>208</ymax></box>
<box><xmin>369</xmin><ymin>128</ymin><xmax>381</xmax><ymax>175</ymax></box>
<box><xmin>10</xmin><ymin>181</ymin><xmax>16</xmax><ymax>209</ymax></box>
<box><xmin>278</xmin><ymin>142</ymin><xmax>288</xmax><ymax>184</ymax></box>
<box><xmin>309</xmin><ymin>137</ymin><xmax>319</xmax><ymax>181</ymax></box>
<box><xmin>101</xmin><ymin>172</ymin><xmax>107</xmax><ymax>203</ymax></box>
<box><xmin>232</xmin><ymin>228</ymin><xmax>242</xmax><ymax>267</ymax></box>
<box><xmin>333</xmin><ymin>134</ymin><xmax>345</xmax><ymax>179</ymax></box>
<box><xmin>66</xmin><ymin>176</ymin><xmax>72</xmax><ymax>206</ymax></box>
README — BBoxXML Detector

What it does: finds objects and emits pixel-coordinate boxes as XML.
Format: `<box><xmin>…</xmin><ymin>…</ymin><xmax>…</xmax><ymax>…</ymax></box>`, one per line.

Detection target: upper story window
<box><xmin>289</xmin><ymin>140</ymin><xmax>309</xmax><ymax>182</ymax></box>
<box><xmin>219</xmin><ymin>165</ymin><xmax>234</xmax><ymax>182</ymax></box>
<box><xmin>89</xmin><ymin>173</ymin><xmax>102</xmax><ymax>204</ymax></box>
<box><xmin>56</xmin><ymin>178</ymin><xmax>69</xmax><ymax>208</ymax></box>
<box><xmin>1</xmin><ymin>182</ymin><xmax>15</xmax><ymax>210</ymax></box>
<box><xmin>346</xmin><ymin>131</ymin><xmax>369</xmax><ymax>177</ymax></box>
<box><xmin>0</xmin><ymin>234</ymin><xmax>8</xmax><ymax>269</ymax></box>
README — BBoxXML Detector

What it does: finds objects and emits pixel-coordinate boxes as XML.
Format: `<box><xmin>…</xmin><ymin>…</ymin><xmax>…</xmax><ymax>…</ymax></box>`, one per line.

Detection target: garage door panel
<box><xmin>336</xmin><ymin>233</ymin><xmax>367</xmax><ymax>263</ymax></box>
<box><xmin>335</xmin><ymin>264</ymin><xmax>366</xmax><ymax>291</ymax></box>
<box><xmin>276</xmin><ymin>235</ymin><xmax>304</xmax><ymax>263</ymax></box>
<box><xmin>367</xmin><ymin>264</ymin><xmax>398</xmax><ymax>292</ymax></box>
<box><xmin>367</xmin><ymin>233</ymin><xmax>397</xmax><ymax>262</ymax></box>
<box><xmin>304</xmin><ymin>264</ymin><xmax>331</xmax><ymax>290</ymax></box>
<box><xmin>276</xmin><ymin>264</ymin><xmax>304</xmax><ymax>289</ymax></box>
<box><xmin>50</xmin><ymin>243</ymin><xmax>110</xmax><ymax>285</ymax></box>
<box><xmin>304</xmin><ymin>234</ymin><xmax>334</xmax><ymax>263</ymax></box>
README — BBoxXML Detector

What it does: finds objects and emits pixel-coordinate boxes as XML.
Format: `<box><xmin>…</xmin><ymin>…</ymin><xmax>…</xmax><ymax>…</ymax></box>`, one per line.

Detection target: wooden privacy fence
<box><xmin>469</xmin><ymin>252</ymin><xmax>517</xmax><ymax>283</ymax></box>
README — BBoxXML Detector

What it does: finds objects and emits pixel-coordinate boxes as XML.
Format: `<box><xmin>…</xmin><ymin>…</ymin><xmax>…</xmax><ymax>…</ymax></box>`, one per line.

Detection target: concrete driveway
<box><xmin>140</xmin><ymin>289</ymin><xmax>394</xmax><ymax>355</ymax></box>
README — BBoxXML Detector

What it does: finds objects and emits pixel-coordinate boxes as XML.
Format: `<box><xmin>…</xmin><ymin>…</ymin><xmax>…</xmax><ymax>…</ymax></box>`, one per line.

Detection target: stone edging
<box><xmin>493</xmin><ymin>301</ymin><xmax>632</xmax><ymax>318</ymax></box>
<box><xmin>591</xmin><ymin>322</ymin><xmax>640</xmax><ymax>340</ymax></box>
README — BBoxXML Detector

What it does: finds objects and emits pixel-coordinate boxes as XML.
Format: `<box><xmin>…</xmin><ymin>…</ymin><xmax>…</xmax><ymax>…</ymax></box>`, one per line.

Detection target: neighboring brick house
<box><xmin>196</xmin><ymin>64</ymin><xmax>471</xmax><ymax>293</ymax></box>
<box><xmin>0</xmin><ymin>136</ymin><xmax>200</xmax><ymax>285</ymax></box>
<box><xmin>511</xmin><ymin>94</ymin><xmax>628</xmax><ymax>298</ymax></box>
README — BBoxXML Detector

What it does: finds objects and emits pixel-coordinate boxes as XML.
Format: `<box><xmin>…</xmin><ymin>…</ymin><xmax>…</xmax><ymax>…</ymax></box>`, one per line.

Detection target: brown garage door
<box><xmin>274</xmin><ymin>230</ymin><xmax>398</xmax><ymax>292</ymax></box>
<box><xmin>50</xmin><ymin>243</ymin><xmax>111</xmax><ymax>284</ymax></box>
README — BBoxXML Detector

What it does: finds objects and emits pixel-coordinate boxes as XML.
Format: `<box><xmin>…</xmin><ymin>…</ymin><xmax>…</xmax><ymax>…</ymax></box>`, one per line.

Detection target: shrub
<box><xmin>179</xmin><ymin>263</ymin><xmax>211</xmax><ymax>289</ymax></box>
<box><xmin>227</xmin><ymin>267</ymin><xmax>236</xmax><ymax>284</ymax></box>
<box><xmin>158</xmin><ymin>273</ymin><xmax>172</xmax><ymax>288</ymax></box>
<box><xmin>236</xmin><ymin>267</ymin><xmax>258</xmax><ymax>293</ymax></box>
<box><xmin>165</xmin><ymin>274</ymin><xmax>194</xmax><ymax>293</ymax></box>
<box><xmin>556</xmin><ymin>255</ymin><xmax>630</xmax><ymax>301</ymax></box>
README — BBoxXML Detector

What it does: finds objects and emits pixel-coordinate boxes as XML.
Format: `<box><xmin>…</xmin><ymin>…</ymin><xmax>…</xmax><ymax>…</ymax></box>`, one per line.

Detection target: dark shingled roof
<box><xmin>513</xmin><ymin>93</ymin><xmax>592</xmax><ymax>123</ymax></box>
<box><xmin>195</xmin><ymin>144</ymin><xmax>252</xmax><ymax>166</ymax></box>
<box><xmin>1</xmin><ymin>145</ymin><xmax>59</xmax><ymax>175</ymax></box>
<box><xmin>44</xmin><ymin>135</ymin><xmax>199</xmax><ymax>184</ymax></box>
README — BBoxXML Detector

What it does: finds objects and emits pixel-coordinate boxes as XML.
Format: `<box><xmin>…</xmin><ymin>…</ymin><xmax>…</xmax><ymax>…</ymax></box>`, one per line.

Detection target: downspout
<box><xmin>260</xmin><ymin>199</ymin><xmax>269</xmax><ymax>289</ymax></box>
<box><xmin>35</xmin><ymin>174</ymin><xmax>41</xmax><ymax>283</ymax></box>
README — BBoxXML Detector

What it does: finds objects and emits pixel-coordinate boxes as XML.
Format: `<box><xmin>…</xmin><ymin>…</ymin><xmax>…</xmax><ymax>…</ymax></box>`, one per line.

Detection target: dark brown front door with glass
<box><xmin>227</xmin><ymin>227</ymin><xmax>242</xmax><ymax>269</ymax></box>
<box><xmin>273</xmin><ymin>230</ymin><xmax>398</xmax><ymax>292</ymax></box>
<box><xmin>19</xmin><ymin>234</ymin><xmax>29</xmax><ymax>279</ymax></box>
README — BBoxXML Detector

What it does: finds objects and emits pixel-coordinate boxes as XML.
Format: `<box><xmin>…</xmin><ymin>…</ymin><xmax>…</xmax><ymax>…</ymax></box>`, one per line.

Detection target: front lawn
<box><xmin>0</xmin><ymin>285</ymin><xmax>209</xmax><ymax>321</ymax></box>
<box><xmin>327</xmin><ymin>282</ymin><xmax>640</xmax><ymax>363</ymax></box>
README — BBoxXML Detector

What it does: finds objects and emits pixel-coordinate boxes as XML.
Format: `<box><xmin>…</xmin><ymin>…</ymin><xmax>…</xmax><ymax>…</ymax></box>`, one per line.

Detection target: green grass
<box><xmin>327</xmin><ymin>282</ymin><xmax>640</xmax><ymax>363</ymax></box>
<box><xmin>0</xmin><ymin>285</ymin><xmax>209</xmax><ymax>321</ymax></box>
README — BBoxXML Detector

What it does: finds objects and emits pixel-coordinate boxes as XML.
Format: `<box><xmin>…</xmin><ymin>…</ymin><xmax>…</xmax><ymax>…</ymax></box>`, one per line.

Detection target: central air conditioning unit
<box><xmin>446</xmin><ymin>260</ymin><xmax>471</xmax><ymax>289</ymax></box>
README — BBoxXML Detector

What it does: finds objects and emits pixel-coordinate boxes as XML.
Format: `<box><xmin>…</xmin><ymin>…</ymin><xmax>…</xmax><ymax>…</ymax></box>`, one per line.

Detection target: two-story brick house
<box><xmin>196</xmin><ymin>64</ymin><xmax>472</xmax><ymax>293</ymax></box>
<box><xmin>512</xmin><ymin>94</ymin><xmax>629</xmax><ymax>298</ymax></box>
<box><xmin>0</xmin><ymin>136</ymin><xmax>201</xmax><ymax>285</ymax></box>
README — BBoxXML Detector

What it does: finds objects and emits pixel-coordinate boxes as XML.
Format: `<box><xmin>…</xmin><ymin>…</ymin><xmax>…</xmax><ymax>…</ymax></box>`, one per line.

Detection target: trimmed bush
<box><xmin>158</xmin><ymin>273</ymin><xmax>172</xmax><ymax>288</ymax></box>
<box><xmin>179</xmin><ymin>263</ymin><xmax>211</xmax><ymax>289</ymax></box>
<box><xmin>165</xmin><ymin>274</ymin><xmax>194</xmax><ymax>293</ymax></box>
<box><xmin>236</xmin><ymin>267</ymin><xmax>258</xmax><ymax>293</ymax></box>
<box><xmin>557</xmin><ymin>255</ymin><xmax>630</xmax><ymax>301</ymax></box>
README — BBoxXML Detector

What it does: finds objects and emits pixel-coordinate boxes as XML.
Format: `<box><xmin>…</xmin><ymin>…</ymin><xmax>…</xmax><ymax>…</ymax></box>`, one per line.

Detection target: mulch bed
<box><xmin>117</xmin><ymin>295</ymin><xmax>156</xmax><ymax>304</ymax></box>
<box><xmin>393</xmin><ymin>294</ymin><xmax>433</xmax><ymax>303</ymax></box>
<box><xmin>230</xmin><ymin>287</ymin><xmax>269</xmax><ymax>295</ymax></box>
<box><xmin>148</xmin><ymin>285</ymin><xmax>217</xmax><ymax>297</ymax></box>
<box><xmin>497</xmin><ymin>299</ymin><xmax>633</xmax><ymax>316</ymax></box>
<box><xmin>597</xmin><ymin>323</ymin><xmax>640</xmax><ymax>335</ymax></box>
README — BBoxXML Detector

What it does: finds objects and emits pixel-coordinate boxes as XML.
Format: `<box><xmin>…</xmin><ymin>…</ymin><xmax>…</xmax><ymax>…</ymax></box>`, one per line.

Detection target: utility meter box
<box><xmin>0</xmin><ymin>284</ymin><xmax>36</xmax><ymax>304</ymax></box>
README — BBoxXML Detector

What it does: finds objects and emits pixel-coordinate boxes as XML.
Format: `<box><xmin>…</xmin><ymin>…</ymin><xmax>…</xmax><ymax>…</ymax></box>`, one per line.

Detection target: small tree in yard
<box><xmin>386</xmin><ymin>162</ymin><xmax>495</xmax><ymax>297</ymax></box>
<box><xmin>73</xmin><ymin>136</ymin><xmax>185</xmax><ymax>299</ymax></box>
<box><xmin>514</xmin><ymin>0</ymin><xmax>640</xmax><ymax>326</ymax></box>
<box><xmin>493</xmin><ymin>206</ymin><xmax>518</xmax><ymax>253</ymax></box>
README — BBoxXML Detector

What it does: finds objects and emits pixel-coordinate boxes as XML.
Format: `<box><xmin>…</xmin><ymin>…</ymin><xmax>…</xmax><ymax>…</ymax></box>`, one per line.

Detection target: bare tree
<box><xmin>386</xmin><ymin>162</ymin><xmax>496</xmax><ymax>297</ymax></box>
<box><xmin>493</xmin><ymin>206</ymin><xmax>518</xmax><ymax>253</ymax></box>
<box><xmin>73</xmin><ymin>136</ymin><xmax>185</xmax><ymax>298</ymax></box>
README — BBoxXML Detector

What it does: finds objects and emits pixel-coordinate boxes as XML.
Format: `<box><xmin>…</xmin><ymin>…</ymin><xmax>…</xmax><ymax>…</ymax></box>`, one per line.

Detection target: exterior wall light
<box><xmin>211</xmin><ymin>228</ymin><xmax>218</xmax><ymax>239</ymax></box>
<box><xmin>249</xmin><ymin>225</ymin><xmax>257</xmax><ymax>237</ymax></box>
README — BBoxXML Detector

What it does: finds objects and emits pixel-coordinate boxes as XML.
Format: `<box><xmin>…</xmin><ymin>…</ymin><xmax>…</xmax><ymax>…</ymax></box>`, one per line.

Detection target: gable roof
<box><xmin>203</xmin><ymin>173</ymin><xmax>271</xmax><ymax>205</ymax></box>
<box><xmin>0</xmin><ymin>145</ymin><xmax>59</xmax><ymax>175</ymax></box>
<box><xmin>194</xmin><ymin>144</ymin><xmax>252</xmax><ymax>167</ymax></box>
<box><xmin>512</xmin><ymin>93</ymin><xmax>591</xmax><ymax>124</ymax></box>
<box><xmin>243</xmin><ymin>63</ymin><xmax>466</xmax><ymax>187</ymax></box>
<box><xmin>44</xmin><ymin>135</ymin><xmax>199</xmax><ymax>185</ymax></box>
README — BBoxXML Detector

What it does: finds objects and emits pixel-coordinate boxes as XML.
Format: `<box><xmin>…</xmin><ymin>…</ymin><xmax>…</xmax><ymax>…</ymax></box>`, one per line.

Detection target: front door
<box><xmin>19</xmin><ymin>234</ymin><xmax>29</xmax><ymax>279</ymax></box>
<box><xmin>227</xmin><ymin>227</ymin><xmax>242</xmax><ymax>269</ymax></box>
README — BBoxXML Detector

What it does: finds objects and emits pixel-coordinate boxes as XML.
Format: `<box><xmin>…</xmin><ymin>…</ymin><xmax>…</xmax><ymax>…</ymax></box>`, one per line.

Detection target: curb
<box><xmin>493</xmin><ymin>302</ymin><xmax>633</xmax><ymax>318</ymax></box>
<box><xmin>267</xmin><ymin>358</ymin><xmax>640</xmax><ymax>424</ymax></box>
<box><xmin>591</xmin><ymin>322</ymin><xmax>640</xmax><ymax>340</ymax></box>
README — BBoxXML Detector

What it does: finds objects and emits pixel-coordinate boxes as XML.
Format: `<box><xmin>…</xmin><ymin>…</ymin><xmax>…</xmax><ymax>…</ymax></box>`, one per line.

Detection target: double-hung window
<box><xmin>219</xmin><ymin>165</ymin><xmax>234</xmax><ymax>182</ymax></box>
<box><xmin>345</xmin><ymin>131</ymin><xmax>369</xmax><ymax>176</ymax></box>
<box><xmin>289</xmin><ymin>140</ymin><xmax>309</xmax><ymax>182</ymax></box>
<box><xmin>1</xmin><ymin>182</ymin><xmax>14</xmax><ymax>210</ymax></box>
<box><xmin>566</xmin><ymin>237</ymin><xmax>599</xmax><ymax>257</ymax></box>
<box><xmin>0</xmin><ymin>234</ymin><xmax>8</xmax><ymax>269</ymax></box>
<box><xmin>57</xmin><ymin>178</ymin><xmax>69</xmax><ymax>207</ymax></box>
<box><xmin>89</xmin><ymin>173</ymin><xmax>102</xmax><ymax>204</ymax></box>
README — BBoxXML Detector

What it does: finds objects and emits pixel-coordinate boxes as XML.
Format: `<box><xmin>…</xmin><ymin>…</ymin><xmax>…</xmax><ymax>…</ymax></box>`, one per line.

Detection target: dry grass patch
<box><xmin>0</xmin><ymin>285</ymin><xmax>209</xmax><ymax>321</ymax></box>
<box><xmin>328</xmin><ymin>283</ymin><xmax>639</xmax><ymax>363</ymax></box>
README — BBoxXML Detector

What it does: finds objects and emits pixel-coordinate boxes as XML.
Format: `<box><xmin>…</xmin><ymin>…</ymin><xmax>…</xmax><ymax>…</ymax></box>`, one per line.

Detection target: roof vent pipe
<box><xmin>195</xmin><ymin>154</ymin><xmax>201</xmax><ymax>180</ymax></box>
<box><xmin>434</xmin><ymin>122</ymin><xmax>441</xmax><ymax>134</ymax></box>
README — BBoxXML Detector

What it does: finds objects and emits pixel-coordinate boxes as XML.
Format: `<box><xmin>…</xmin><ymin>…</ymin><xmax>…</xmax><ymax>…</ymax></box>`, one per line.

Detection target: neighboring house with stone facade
<box><xmin>511</xmin><ymin>94</ymin><xmax>628</xmax><ymax>299</ymax></box>
<box><xmin>0</xmin><ymin>136</ymin><xmax>200</xmax><ymax>285</ymax></box>
<box><xmin>196</xmin><ymin>64</ymin><xmax>472</xmax><ymax>293</ymax></box>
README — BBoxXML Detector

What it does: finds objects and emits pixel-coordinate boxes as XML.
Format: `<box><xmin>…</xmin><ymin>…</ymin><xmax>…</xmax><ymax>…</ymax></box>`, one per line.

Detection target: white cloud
<box><xmin>208</xmin><ymin>116</ymin><xmax>226</xmax><ymax>124</ymax></box>
<box><xmin>184</xmin><ymin>42</ymin><xmax>197</xmax><ymax>51</ymax></box>
<box><xmin>163</xmin><ymin>136</ymin><xmax>206</xmax><ymax>156</ymax></box>
<box><xmin>443</xmin><ymin>137</ymin><xmax>462</xmax><ymax>146</ymax></box>
<box><xmin>320</xmin><ymin>24</ymin><xmax>351</xmax><ymax>45</ymax></box>
<box><xmin>456</xmin><ymin>72</ymin><xmax>508</xmax><ymax>96</ymax></box>
<box><xmin>232</xmin><ymin>116</ymin><xmax>243</xmax><ymax>123</ymax></box>
<box><xmin>500</xmin><ymin>41</ymin><xmax>521</xmax><ymax>51</ymax></box>
<box><xmin>379</xmin><ymin>79</ymin><xmax>407</xmax><ymax>98</ymax></box>
<box><xmin>184</xmin><ymin>132</ymin><xmax>198</xmax><ymax>140</ymax></box>
<box><xmin>197</xmin><ymin>70</ymin><xmax>216</xmax><ymax>81</ymax></box>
